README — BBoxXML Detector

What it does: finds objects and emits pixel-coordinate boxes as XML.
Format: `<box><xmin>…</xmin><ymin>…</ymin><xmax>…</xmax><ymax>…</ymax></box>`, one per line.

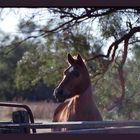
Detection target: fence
<box><xmin>1</xmin><ymin>120</ymin><xmax>140</xmax><ymax>134</ymax></box>
<box><xmin>0</xmin><ymin>102</ymin><xmax>140</xmax><ymax>134</ymax></box>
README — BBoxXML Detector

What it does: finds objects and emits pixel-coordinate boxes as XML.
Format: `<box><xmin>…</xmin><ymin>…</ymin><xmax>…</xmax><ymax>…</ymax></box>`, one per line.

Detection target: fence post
<box><xmin>12</xmin><ymin>110</ymin><xmax>30</xmax><ymax>133</ymax></box>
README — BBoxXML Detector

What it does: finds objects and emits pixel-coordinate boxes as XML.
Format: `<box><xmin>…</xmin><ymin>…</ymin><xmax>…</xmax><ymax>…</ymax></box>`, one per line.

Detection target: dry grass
<box><xmin>0</xmin><ymin>100</ymin><xmax>59</xmax><ymax>122</ymax></box>
<box><xmin>26</xmin><ymin>101</ymin><xmax>59</xmax><ymax>121</ymax></box>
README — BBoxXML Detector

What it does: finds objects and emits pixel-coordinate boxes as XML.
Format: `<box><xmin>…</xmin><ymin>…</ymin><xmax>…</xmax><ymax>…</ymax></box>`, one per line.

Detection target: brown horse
<box><xmin>52</xmin><ymin>54</ymin><xmax>102</xmax><ymax>131</ymax></box>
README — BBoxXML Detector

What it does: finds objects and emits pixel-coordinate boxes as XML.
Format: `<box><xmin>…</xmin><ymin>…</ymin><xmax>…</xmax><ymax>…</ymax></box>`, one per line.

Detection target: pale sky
<box><xmin>0</xmin><ymin>8</ymin><xmax>50</xmax><ymax>34</ymax></box>
<box><xmin>0</xmin><ymin>12</ymin><xmax>18</xmax><ymax>33</ymax></box>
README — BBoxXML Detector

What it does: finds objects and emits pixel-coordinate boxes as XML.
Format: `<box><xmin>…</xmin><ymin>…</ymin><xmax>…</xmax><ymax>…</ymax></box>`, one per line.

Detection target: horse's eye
<box><xmin>72</xmin><ymin>70</ymin><xmax>80</xmax><ymax>77</ymax></box>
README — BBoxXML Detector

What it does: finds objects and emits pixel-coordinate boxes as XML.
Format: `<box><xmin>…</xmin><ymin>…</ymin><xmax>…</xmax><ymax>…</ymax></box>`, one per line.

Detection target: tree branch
<box><xmin>85</xmin><ymin>27</ymin><xmax>140</xmax><ymax>111</ymax></box>
<box><xmin>46</xmin><ymin>8</ymin><xmax>118</xmax><ymax>34</ymax></box>
<box><xmin>107</xmin><ymin>38</ymin><xmax>129</xmax><ymax>111</ymax></box>
<box><xmin>86</xmin><ymin>26</ymin><xmax>140</xmax><ymax>62</ymax></box>
<box><xmin>2</xmin><ymin>32</ymin><xmax>46</xmax><ymax>55</ymax></box>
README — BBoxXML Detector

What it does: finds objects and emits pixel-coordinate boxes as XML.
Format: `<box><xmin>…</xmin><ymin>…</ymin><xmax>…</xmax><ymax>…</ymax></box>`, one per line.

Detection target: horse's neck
<box><xmin>75</xmin><ymin>85</ymin><xmax>102</xmax><ymax>121</ymax></box>
<box><xmin>78</xmin><ymin>85</ymin><xmax>95</xmax><ymax>109</ymax></box>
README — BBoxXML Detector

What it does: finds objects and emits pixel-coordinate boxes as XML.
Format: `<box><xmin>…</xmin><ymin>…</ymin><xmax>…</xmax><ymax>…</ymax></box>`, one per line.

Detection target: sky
<box><xmin>0</xmin><ymin>8</ymin><xmax>50</xmax><ymax>34</ymax></box>
<box><xmin>0</xmin><ymin>12</ymin><xmax>18</xmax><ymax>33</ymax></box>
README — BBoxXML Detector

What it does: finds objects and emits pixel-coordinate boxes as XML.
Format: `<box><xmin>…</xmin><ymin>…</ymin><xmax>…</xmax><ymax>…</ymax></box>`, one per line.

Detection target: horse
<box><xmin>52</xmin><ymin>54</ymin><xmax>102</xmax><ymax>131</ymax></box>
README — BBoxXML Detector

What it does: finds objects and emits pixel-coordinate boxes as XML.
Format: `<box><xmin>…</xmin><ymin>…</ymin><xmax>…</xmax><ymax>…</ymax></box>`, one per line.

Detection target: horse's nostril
<box><xmin>54</xmin><ymin>88</ymin><xmax>64</xmax><ymax>96</ymax></box>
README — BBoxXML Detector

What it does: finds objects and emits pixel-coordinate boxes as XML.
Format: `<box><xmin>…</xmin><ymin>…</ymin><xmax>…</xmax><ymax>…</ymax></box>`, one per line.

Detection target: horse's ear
<box><xmin>77</xmin><ymin>54</ymin><xmax>84</xmax><ymax>65</ymax></box>
<box><xmin>68</xmin><ymin>53</ymin><xmax>75</xmax><ymax>65</ymax></box>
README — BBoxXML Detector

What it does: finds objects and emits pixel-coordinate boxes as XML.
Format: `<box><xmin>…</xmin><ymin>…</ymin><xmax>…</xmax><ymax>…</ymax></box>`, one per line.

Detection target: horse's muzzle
<box><xmin>53</xmin><ymin>88</ymin><xmax>66</xmax><ymax>102</ymax></box>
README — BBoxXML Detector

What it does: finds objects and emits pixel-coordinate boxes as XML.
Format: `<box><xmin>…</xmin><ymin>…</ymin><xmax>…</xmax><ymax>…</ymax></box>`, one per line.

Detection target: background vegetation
<box><xmin>0</xmin><ymin>8</ymin><xmax>140</xmax><ymax>121</ymax></box>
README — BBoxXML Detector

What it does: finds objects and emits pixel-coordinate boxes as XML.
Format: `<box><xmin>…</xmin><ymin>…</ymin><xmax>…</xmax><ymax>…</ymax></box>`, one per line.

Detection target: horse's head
<box><xmin>53</xmin><ymin>53</ymin><xmax>91</xmax><ymax>102</ymax></box>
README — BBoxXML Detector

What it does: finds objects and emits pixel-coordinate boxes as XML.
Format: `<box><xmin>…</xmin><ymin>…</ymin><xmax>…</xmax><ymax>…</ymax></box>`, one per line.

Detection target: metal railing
<box><xmin>1</xmin><ymin>120</ymin><xmax>140</xmax><ymax>134</ymax></box>
<box><xmin>0</xmin><ymin>102</ymin><xmax>140</xmax><ymax>134</ymax></box>
<box><xmin>0</xmin><ymin>102</ymin><xmax>36</xmax><ymax>133</ymax></box>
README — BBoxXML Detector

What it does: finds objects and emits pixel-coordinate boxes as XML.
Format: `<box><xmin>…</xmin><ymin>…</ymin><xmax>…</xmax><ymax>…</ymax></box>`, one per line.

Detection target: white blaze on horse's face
<box><xmin>68</xmin><ymin>66</ymin><xmax>74</xmax><ymax>73</ymax></box>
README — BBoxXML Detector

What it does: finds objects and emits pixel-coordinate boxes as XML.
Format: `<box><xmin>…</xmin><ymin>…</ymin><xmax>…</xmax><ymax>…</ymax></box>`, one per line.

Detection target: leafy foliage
<box><xmin>0</xmin><ymin>8</ymin><xmax>140</xmax><ymax>120</ymax></box>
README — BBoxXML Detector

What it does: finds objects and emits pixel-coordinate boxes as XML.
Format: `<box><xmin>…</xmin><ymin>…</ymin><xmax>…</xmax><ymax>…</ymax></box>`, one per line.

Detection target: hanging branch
<box><xmin>107</xmin><ymin>38</ymin><xmax>129</xmax><ymax>111</ymax></box>
<box><xmin>118</xmin><ymin>38</ymin><xmax>129</xmax><ymax>100</ymax></box>
<box><xmin>1</xmin><ymin>32</ymin><xmax>47</xmax><ymax>56</ymax></box>
<box><xmin>86</xmin><ymin>27</ymin><xmax>140</xmax><ymax>78</ymax></box>
<box><xmin>85</xmin><ymin>27</ymin><xmax>140</xmax><ymax>110</ymax></box>
<box><xmin>86</xmin><ymin>26</ymin><xmax>140</xmax><ymax>62</ymax></box>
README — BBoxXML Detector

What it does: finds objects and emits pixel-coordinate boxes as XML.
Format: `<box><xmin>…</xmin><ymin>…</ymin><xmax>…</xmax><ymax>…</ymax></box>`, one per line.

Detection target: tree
<box><xmin>1</xmin><ymin>8</ymin><xmax>140</xmax><ymax>118</ymax></box>
<box><xmin>15</xmin><ymin>25</ymin><xmax>92</xmax><ymax>89</ymax></box>
<box><xmin>0</xmin><ymin>36</ymin><xmax>30</xmax><ymax>100</ymax></box>
<box><xmin>45</xmin><ymin>8</ymin><xmax>140</xmax><ymax>109</ymax></box>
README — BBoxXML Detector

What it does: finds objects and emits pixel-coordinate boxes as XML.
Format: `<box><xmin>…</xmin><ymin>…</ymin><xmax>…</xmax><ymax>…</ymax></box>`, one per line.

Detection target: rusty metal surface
<box><xmin>0</xmin><ymin>102</ymin><xmax>36</xmax><ymax>133</ymax></box>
